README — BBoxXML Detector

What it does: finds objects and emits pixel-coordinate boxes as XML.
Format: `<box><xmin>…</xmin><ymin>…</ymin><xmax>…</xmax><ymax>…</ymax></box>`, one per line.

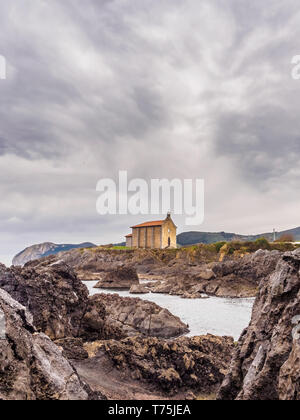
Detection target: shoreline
<box><xmin>83</xmin><ymin>280</ymin><xmax>254</xmax><ymax>341</ymax></box>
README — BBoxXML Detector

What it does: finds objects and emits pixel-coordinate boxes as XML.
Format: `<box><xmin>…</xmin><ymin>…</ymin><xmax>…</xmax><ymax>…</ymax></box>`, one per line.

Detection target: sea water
<box><xmin>83</xmin><ymin>281</ymin><xmax>254</xmax><ymax>341</ymax></box>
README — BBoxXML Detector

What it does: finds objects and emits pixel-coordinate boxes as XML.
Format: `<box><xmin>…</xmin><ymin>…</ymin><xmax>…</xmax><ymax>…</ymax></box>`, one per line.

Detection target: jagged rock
<box><xmin>19</xmin><ymin>245</ymin><xmax>283</xmax><ymax>298</ymax></box>
<box><xmin>80</xmin><ymin>334</ymin><xmax>234</xmax><ymax>396</ymax></box>
<box><xmin>196</xmin><ymin>269</ymin><xmax>216</xmax><ymax>281</ymax></box>
<box><xmin>94</xmin><ymin>266</ymin><xmax>139</xmax><ymax>289</ymax></box>
<box><xmin>79</xmin><ymin>295</ymin><xmax>124</xmax><ymax>342</ymax></box>
<box><xmin>55</xmin><ymin>338</ymin><xmax>89</xmax><ymax>361</ymax></box>
<box><xmin>212</xmin><ymin>249</ymin><xmax>280</xmax><ymax>282</ymax></box>
<box><xmin>0</xmin><ymin>289</ymin><xmax>101</xmax><ymax>400</ymax></box>
<box><xmin>217</xmin><ymin>248</ymin><xmax>300</xmax><ymax>400</ymax></box>
<box><xmin>190</xmin><ymin>285</ymin><xmax>209</xmax><ymax>297</ymax></box>
<box><xmin>278</xmin><ymin>336</ymin><xmax>300</xmax><ymax>400</ymax></box>
<box><xmin>0</xmin><ymin>261</ymin><xmax>188</xmax><ymax>342</ymax></box>
<box><xmin>129</xmin><ymin>284</ymin><xmax>150</xmax><ymax>294</ymax></box>
<box><xmin>54</xmin><ymin>248</ymin><xmax>137</xmax><ymax>275</ymax></box>
<box><xmin>151</xmin><ymin>282</ymin><xmax>173</xmax><ymax>294</ymax></box>
<box><xmin>181</xmin><ymin>291</ymin><xmax>199</xmax><ymax>299</ymax></box>
<box><xmin>190</xmin><ymin>250</ymin><xmax>281</xmax><ymax>298</ymax></box>
<box><xmin>182</xmin><ymin>292</ymin><xmax>207</xmax><ymax>299</ymax></box>
<box><xmin>146</xmin><ymin>250</ymin><xmax>281</xmax><ymax>299</ymax></box>
<box><xmin>165</xmin><ymin>250</ymin><xmax>280</xmax><ymax>298</ymax></box>
<box><xmin>96</xmin><ymin>293</ymin><xmax>189</xmax><ymax>339</ymax></box>
<box><xmin>0</xmin><ymin>260</ymin><xmax>121</xmax><ymax>342</ymax></box>
<box><xmin>0</xmin><ymin>260</ymin><xmax>89</xmax><ymax>340</ymax></box>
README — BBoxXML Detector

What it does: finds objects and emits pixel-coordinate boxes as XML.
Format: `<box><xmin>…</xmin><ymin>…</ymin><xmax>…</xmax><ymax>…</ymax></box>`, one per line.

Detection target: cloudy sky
<box><xmin>1</xmin><ymin>0</ymin><xmax>300</xmax><ymax>265</ymax></box>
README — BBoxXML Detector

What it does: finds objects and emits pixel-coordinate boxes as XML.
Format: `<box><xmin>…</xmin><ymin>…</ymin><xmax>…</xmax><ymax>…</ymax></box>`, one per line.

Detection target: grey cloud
<box><xmin>214</xmin><ymin>105</ymin><xmax>300</xmax><ymax>185</ymax></box>
<box><xmin>1</xmin><ymin>0</ymin><xmax>300</xmax><ymax>264</ymax></box>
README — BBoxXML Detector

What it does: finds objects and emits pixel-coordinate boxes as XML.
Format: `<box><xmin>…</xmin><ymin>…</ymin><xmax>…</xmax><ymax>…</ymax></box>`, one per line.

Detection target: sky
<box><xmin>1</xmin><ymin>0</ymin><xmax>300</xmax><ymax>266</ymax></box>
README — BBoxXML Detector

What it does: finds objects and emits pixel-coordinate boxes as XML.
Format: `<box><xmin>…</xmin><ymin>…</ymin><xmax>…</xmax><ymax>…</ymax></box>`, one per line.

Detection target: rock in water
<box><xmin>217</xmin><ymin>248</ymin><xmax>300</xmax><ymax>400</ymax></box>
<box><xmin>24</xmin><ymin>246</ymin><xmax>283</xmax><ymax>298</ymax></box>
<box><xmin>94</xmin><ymin>266</ymin><xmax>139</xmax><ymax>289</ymax></box>
<box><xmin>204</xmin><ymin>249</ymin><xmax>281</xmax><ymax>297</ymax></box>
<box><xmin>0</xmin><ymin>289</ymin><xmax>98</xmax><ymax>400</ymax></box>
<box><xmin>129</xmin><ymin>284</ymin><xmax>149</xmax><ymax>294</ymax></box>
<box><xmin>94</xmin><ymin>293</ymin><xmax>189</xmax><ymax>339</ymax></box>
<box><xmin>0</xmin><ymin>261</ymin><xmax>187</xmax><ymax>341</ymax></box>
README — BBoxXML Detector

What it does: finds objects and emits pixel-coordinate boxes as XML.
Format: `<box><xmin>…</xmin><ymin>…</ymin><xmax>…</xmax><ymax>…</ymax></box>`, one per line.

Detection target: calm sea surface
<box><xmin>83</xmin><ymin>281</ymin><xmax>254</xmax><ymax>340</ymax></box>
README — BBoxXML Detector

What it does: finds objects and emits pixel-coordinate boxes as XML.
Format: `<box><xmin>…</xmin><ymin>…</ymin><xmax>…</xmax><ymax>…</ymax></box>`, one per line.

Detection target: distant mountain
<box><xmin>12</xmin><ymin>226</ymin><xmax>300</xmax><ymax>265</ymax></box>
<box><xmin>177</xmin><ymin>226</ymin><xmax>300</xmax><ymax>246</ymax></box>
<box><xmin>12</xmin><ymin>242</ymin><xmax>96</xmax><ymax>266</ymax></box>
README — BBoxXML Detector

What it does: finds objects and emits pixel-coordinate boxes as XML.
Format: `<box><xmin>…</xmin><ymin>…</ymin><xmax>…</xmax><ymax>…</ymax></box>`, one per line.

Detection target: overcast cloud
<box><xmin>1</xmin><ymin>0</ymin><xmax>300</xmax><ymax>265</ymax></box>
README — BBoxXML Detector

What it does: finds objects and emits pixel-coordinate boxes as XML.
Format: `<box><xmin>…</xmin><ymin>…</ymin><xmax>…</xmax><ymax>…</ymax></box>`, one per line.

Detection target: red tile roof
<box><xmin>131</xmin><ymin>220</ymin><xmax>164</xmax><ymax>228</ymax></box>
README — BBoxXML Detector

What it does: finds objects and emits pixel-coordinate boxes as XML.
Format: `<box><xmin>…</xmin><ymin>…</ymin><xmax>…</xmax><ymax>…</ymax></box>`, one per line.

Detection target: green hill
<box><xmin>177</xmin><ymin>227</ymin><xmax>300</xmax><ymax>246</ymax></box>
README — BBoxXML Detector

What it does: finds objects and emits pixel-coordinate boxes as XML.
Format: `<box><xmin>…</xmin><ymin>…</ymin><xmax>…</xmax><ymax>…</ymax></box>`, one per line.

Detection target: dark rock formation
<box><xmin>80</xmin><ymin>334</ymin><xmax>234</xmax><ymax>396</ymax></box>
<box><xmin>60</xmin><ymin>248</ymin><xmax>139</xmax><ymax>279</ymax></box>
<box><xmin>0</xmin><ymin>251</ymin><xmax>240</xmax><ymax>400</ymax></box>
<box><xmin>79</xmin><ymin>294</ymin><xmax>124</xmax><ymax>342</ymax></box>
<box><xmin>0</xmin><ymin>260</ymin><xmax>122</xmax><ymax>342</ymax></box>
<box><xmin>129</xmin><ymin>284</ymin><xmax>150</xmax><ymax>294</ymax></box>
<box><xmin>55</xmin><ymin>338</ymin><xmax>89</xmax><ymax>361</ymax></box>
<box><xmin>94</xmin><ymin>266</ymin><xmax>139</xmax><ymax>289</ymax></box>
<box><xmin>0</xmin><ymin>260</ymin><xmax>90</xmax><ymax>340</ymax></box>
<box><xmin>185</xmin><ymin>249</ymin><xmax>280</xmax><ymax>298</ymax></box>
<box><xmin>33</xmin><ymin>246</ymin><xmax>283</xmax><ymax>298</ymax></box>
<box><xmin>151</xmin><ymin>281</ymin><xmax>173</xmax><ymax>294</ymax></box>
<box><xmin>217</xmin><ymin>248</ymin><xmax>300</xmax><ymax>400</ymax></box>
<box><xmin>0</xmin><ymin>289</ymin><xmax>100</xmax><ymax>400</ymax></box>
<box><xmin>196</xmin><ymin>268</ymin><xmax>216</xmax><ymax>281</ymax></box>
<box><xmin>95</xmin><ymin>293</ymin><xmax>189</xmax><ymax>339</ymax></box>
<box><xmin>147</xmin><ymin>249</ymin><xmax>281</xmax><ymax>298</ymax></box>
<box><xmin>0</xmin><ymin>260</ymin><xmax>188</xmax><ymax>341</ymax></box>
<box><xmin>213</xmin><ymin>249</ymin><xmax>280</xmax><ymax>284</ymax></box>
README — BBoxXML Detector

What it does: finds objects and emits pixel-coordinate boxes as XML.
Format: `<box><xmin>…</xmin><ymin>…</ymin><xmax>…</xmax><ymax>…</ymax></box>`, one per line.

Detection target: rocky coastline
<box><xmin>0</xmin><ymin>258</ymin><xmax>220</xmax><ymax>399</ymax></box>
<box><xmin>217</xmin><ymin>248</ymin><xmax>300</xmax><ymax>400</ymax></box>
<box><xmin>75</xmin><ymin>334</ymin><xmax>234</xmax><ymax>399</ymax></box>
<box><xmin>45</xmin><ymin>246</ymin><xmax>283</xmax><ymax>299</ymax></box>
<box><xmin>0</xmin><ymin>288</ymin><xmax>103</xmax><ymax>400</ymax></box>
<box><xmin>1</xmin><ymin>245</ymin><xmax>300</xmax><ymax>400</ymax></box>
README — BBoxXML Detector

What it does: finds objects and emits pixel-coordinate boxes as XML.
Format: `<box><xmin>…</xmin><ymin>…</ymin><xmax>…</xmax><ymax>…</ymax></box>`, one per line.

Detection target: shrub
<box><xmin>227</xmin><ymin>246</ymin><xmax>235</xmax><ymax>255</ymax></box>
<box><xmin>254</xmin><ymin>237</ymin><xmax>271</xmax><ymax>250</ymax></box>
<box><xmin>270</xmin><ymin>242</ymin><xmax>294</xmax><ymax>252</ymax></box>
<box><xmin>215</xmin><ymin>241</ymin><xmax>227</xmax><ymax>252</ymax></box>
